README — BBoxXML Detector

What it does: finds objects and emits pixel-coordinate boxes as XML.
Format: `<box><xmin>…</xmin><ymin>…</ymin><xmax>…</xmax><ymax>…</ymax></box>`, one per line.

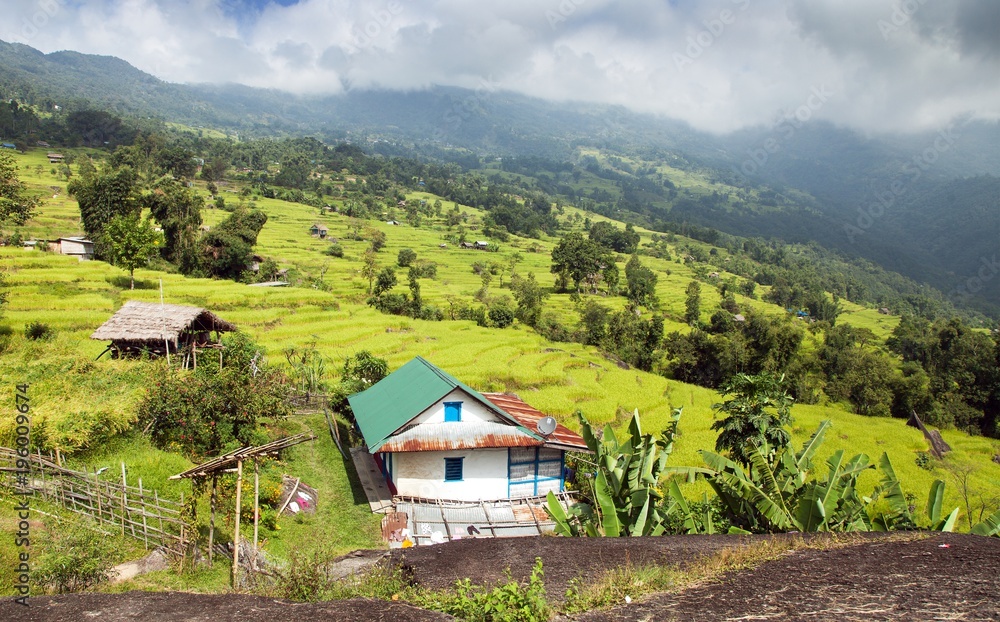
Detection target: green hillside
<box><xmin>2</xmin><ymin>146</ymin><xmax>998</xmax><ymax>571</ymax></box>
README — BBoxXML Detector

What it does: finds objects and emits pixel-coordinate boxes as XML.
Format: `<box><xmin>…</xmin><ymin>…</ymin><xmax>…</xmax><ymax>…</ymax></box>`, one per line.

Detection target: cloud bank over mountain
<box><xmin>4</xmin><ymin>0</ymin><xmax>999</xmax><ymax>134</ymax></box>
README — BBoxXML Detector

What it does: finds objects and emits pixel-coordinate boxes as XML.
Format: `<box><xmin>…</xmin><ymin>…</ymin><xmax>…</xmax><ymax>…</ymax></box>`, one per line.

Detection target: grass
<box><xmin>0</xmin><ymin>148</ymin><xmax>998</xmax><ymax>595</ymax></box>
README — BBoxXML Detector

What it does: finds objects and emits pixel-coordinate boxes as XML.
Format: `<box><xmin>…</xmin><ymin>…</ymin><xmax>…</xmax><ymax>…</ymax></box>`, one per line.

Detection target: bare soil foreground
<box><xmin>3</xmin><ymin>533</ymin><xmax>997</xmax><ymax>621</ymax></box>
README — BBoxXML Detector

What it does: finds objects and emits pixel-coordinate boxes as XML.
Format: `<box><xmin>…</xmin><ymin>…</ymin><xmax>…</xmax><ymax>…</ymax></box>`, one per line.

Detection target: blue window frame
<box><xmin>507</xmin><ymin>448</ymin><xmax>564</xmax><ymax>497</ymax></box>
<box><xmin>444</xmin><ymin>457</ymin><xmax>464</xmax><ymax>481</ymax></box>
<box><xmin>444</xmin><ymin>401</ymin><xmax>463</xmax><ymax>422</ymax></box>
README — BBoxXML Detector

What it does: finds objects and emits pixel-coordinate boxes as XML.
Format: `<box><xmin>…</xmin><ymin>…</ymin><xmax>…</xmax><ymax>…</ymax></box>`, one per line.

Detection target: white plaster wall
<box><xmin>392</xmin><ymin>448</ymin><xmax>509</xmax><ymax>500</ymax></box>
<box><xmin>412</xmin><ymin>388</ymin><xmax>501</xmax><ymax>425</ymax></box>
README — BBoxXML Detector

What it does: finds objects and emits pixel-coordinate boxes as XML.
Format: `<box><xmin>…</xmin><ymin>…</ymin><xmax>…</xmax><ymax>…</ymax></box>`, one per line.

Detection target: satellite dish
<box><xmin>537</xmin><ymin>416</ymin><xmax>557</xmax><ymax>436</ymax></box>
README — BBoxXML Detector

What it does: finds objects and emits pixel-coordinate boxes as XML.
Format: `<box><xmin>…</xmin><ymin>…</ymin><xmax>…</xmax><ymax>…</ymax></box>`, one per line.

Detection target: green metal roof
<box><xmin>348</xmin><ymin>356</ymin><xmax>540</xmax><ymax>453</ymax></box>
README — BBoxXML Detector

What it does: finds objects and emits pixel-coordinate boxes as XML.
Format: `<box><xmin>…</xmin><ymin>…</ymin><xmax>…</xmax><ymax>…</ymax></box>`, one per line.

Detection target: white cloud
<box><xmin>1</xmin><ymin>0</ymin><xmax>998</xmax><ymax>134</ymax></box>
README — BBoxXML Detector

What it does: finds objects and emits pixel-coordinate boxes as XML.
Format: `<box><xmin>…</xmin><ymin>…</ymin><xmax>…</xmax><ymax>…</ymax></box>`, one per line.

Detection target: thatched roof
<box><xmin>90</xmin><ymin>300</ymin><xmax>236</xmax><ymax>342</ymax></box>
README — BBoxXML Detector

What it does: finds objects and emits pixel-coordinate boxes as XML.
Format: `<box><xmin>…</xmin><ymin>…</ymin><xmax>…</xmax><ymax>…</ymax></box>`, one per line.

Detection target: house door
<box><xmin>508</xmin><ymin>447</ymin><xmax>563</xmax><ymax>497</ymax></box>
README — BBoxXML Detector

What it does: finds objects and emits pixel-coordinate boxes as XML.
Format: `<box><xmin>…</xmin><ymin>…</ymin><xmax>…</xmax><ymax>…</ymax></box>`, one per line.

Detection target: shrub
<box><xmin>24</xmin><ymin>321</ymin><xmax>55</xmax><ymax>340</ymax></box>
<box><xmin>412</xmin><ymin>260</ymin><xmax>437</xmax><ymax>279</ymax></box>
<box><xmin>0</xmin><ymin>325</ymin><xmax>12</xmax><ymax>353</ymax></box>
<box><xmin>325</xmin><ymin>242</ymin><xmax>344</xmax><ymax>257</ymax></box>
<box><xmin>139</xmin><ymin>333</ymin><xmax>292</xmax><ymax>457</ymax></box>
<box><xmin>488</xmin><ymin>298</ymin><xmax>515</xmax><ymax>329</ymax></box>
<box><xmin>35</xmin><ymin>522</ymin><xmax>124</xmax><ymax>593</ymax></box>
<box><xmin>413</xmin><ymin>558</ymin><xmax>550</xmax><ymax>622</ymax></box>
<box><xmin>397</xmin><ymin>247</ymin><xmax>417</xmax><ymax>267</ymax></box>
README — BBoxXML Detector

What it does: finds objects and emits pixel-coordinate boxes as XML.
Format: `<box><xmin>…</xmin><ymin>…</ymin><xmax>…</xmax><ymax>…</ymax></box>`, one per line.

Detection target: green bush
<box><xmin>488</xmin><ymin>298</ymin><xmax>515</xmax><ymax>329</ymax></box>
<box><xmin>0</xmin><ymin>325</ymin><xmax>12</xmax><ymax>353</ymax></box>
<box><xmin>397</xmin><ymin>247</ymin><xmax>417</xmax><ymax>267</ymax></box>
<box><xmin>24</xmin><ymin>321</ymin><xmax>55</xmax><ymax>340</ymax></box>
<box><xmin>138</xmin><ymin>333</ymin><xmax>291</xmax><ymax>457</ymax></box>
<box><xmin>413</xmin><ymin>558</ymin><xmax>550</xmax><ymax>622</ymax></box>
<box><xmin>325</xmin><ymin>242</ymin><xmax>344</xmax><ymax>257</ymax></box>
<box><xmin>35</xmin><ymin>522</ymin><xmax>126</xmax><ymax>593</ymax></box>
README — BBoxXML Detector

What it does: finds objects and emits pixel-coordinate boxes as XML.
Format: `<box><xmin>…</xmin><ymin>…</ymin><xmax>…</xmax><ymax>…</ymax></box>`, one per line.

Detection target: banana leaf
<box><xmin>971</xmin><ymin>508</ymin><xmax>1000</xmax><ymax>537</ymax></box>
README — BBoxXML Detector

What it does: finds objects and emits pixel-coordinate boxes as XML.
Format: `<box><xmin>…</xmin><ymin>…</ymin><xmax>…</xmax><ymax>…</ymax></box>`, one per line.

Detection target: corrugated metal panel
<box><xmin>483</xmin><ymin>393</ymin><xmax>590</xmax><ymax>451</ymax></box>
<box><xmin>378</xmin><ymin>422</ymin><xmax>541</xmax><ymax>452</ymax></box>
<box><xmin>394</xmin><ymin>494</ymin><xmax>575</xmax><ymax>544</ymax></box>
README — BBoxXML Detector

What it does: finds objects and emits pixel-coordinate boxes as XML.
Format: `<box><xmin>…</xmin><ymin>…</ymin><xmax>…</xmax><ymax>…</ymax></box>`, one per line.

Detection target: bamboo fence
<box><xmin>0</xmin><ymin>447</ymin><xmax>188</xmax><ymax>556</ymax></box>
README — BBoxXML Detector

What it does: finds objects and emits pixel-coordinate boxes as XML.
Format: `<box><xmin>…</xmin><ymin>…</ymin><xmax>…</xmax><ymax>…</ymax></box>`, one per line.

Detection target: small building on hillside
<box><xmin>50</xmin><ymin>237</ymin><xmax>95</xmax><ymax>260</ymax></box>
<box><xmin>348</xmin><ymin>357</ymin><xmax>588</xmax><ymax>502</ymax></box>
<box><xmin>47</xmin><ymin>153</ymin><xmax>65</xmax><ymax>163</ymax></box>
<box><xmin>91</xmin><ymin>300</ymin><xmax>235</xmax><ymax>363</ymax></box>
<box><xmin>309</xmin><ymin>223</ymin><xmax>329</xmax><ymax>238</ymax></box>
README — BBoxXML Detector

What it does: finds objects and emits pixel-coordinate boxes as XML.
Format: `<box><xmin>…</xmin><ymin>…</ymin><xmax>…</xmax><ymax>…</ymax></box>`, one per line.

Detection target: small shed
<box><xmin>1</xmin><ymin>143</ymin><xmax>15</xmax><ymax>150</ymax></box>
<box><xmin>52</xmin><ymin>237</ymin><xmax>95</xmax><ymax>260</ymax></box>
<box><xmin>474</xmin><ymin>241</ymin><xmax>489</xmax><ymax>249</ymax></box>
<box><xmin>309</xmin><ymin>223</ymin><xmax>329</xmax><ymax>238</ymax></box>
<box><xmin>47</xmin><ymin>153</ymin><xmax>65</xmax><ymax>163</ymax></box>
<box><xmin>90</xmin><ymin>300</ymin><xmax>236</xmax><ymax>362</ymax></box>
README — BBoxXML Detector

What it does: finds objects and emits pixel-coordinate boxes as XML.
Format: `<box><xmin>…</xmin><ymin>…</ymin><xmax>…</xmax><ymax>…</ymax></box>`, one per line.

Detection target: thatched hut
<box><xmin>91</xmin><ymin>300</ymin><xmax>236</xmax><ymax>364</ymax></box>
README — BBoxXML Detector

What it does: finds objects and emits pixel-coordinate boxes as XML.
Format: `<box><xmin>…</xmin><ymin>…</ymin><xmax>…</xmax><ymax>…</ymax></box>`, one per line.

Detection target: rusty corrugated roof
<box><xmin>483</xmin><ymin>393</ymin><xmax>590</xmax><ymax>452</ymax></box>
<box><xmin>378</xmin><ymin>421</ymin><xmax>540</xmax><ymax>453</ymax></box>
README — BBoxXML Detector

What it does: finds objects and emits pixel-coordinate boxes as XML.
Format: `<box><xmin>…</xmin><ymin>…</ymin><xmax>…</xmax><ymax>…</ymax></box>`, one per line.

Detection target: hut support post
<box><xmin>208</xmin><ymin>474</ymin><xmax>217</xmax><ymax>568</ymax></box>
<box><xmin>232</xmin><ymin>459</ymin><xmax>243</xmax><ymax>588</ymax></box>
<box><xmin>252</xmin><ymin>458</ymin><xmax>260</xmax><ymax>561</ymax></box>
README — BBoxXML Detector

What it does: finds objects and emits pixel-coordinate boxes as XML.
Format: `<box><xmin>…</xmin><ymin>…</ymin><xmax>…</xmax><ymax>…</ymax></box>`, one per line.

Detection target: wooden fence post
<box><xmin>138</xmin><ymin>478</ymin><xmax>149</xmax><ymax>550</ymax></box>
<box><xmin>120</xmin><ymin>462</ymin><xmax>127</xmax><ymax>536</ymax></box>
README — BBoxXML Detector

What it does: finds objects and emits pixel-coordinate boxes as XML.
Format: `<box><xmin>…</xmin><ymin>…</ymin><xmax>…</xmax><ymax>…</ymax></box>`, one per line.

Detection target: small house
<box><xmin>708</xmin><ymin>272</ymin><xmax>720</xmax><ymax>279</ymax></box>
<box><xmin>309</xmin><ymin>223</ymin><xmax>329</xmax><ymax>238</ymax></box>
<box><xmin>474</xmin><ymin>241</ymin><xmax>489</xmax><ymax>250</ymax></box>
<box><xmin>878</xmin><ymin>307</ymin><xmax>891</xmax><ymax>315</ymax></box>
<box><xmin>91</xmin><ymin>300</ymin><xmax>235</xmax><ymax>362</ymax></box>
<box><xmin>348</xmin><ymin>357</ymin><xmax>588</xmax><ymax>502</ymax></box>
<box><xmin>52</xmin><ymin>237</ymin><xmax>94</xmax><ymax>260</ymax></box>
<box><xmin>47</xmin><ymin>153</ymin><xmax>65</xmax><ymax>164</ymax></box>
<box><xmin>36</xmin><ymin>141</ymin><xmax>51</xmax><ymax>148</ymax></box>
<box><xmin>386</xmin><ymin>220</ymin><xmax>400</xmax><ymax>226</ymax></box>
<box><xmin>1</xmin><ymin>143</ymin><xmax>16</xmax><ymax>150</ymax></box>
<box><xmin>460</xmin><ymin>242</ymin><xmax>476</xmax><ymax>249</ymax></box>
<box><xmin>733</xmin><ymin>314</ymin><xmax>746</xmax><ymax>323</ymax></box>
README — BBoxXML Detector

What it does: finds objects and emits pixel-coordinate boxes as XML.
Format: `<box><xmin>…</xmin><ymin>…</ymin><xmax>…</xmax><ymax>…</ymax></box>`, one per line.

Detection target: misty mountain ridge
<box><xmin>1</xmin><ymin>39</ymin><xmax>997</xmax><ymax>314</ymax></box>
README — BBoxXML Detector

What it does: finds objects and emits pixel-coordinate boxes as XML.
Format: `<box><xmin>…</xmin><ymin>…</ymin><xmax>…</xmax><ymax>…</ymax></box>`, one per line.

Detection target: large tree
<box><xmin>200</xmin><ymin>208</ymin><xmax>267</xmax><ymax>280</ymax></box>
<box><xmin>103</xmin><ymin>214</ymin><xmax>160</xmax><ymax>289</ymax></box>
<box><xmin>143</xmin><ymin>177</ymin><xmax>203</xmax><ymax>272</ymax></box>
<box><xmin>68</xmin><ymin>165</ymin><xmax>141</xmax><ymax>259</ymax></box>
<box><xmin>625</xmin><ymin>254</ymin><xmax>658</xmax><ymax>308</ymax></box>
<box><xmin>0</xmin><ymin>151</ymin><xmax>41</xmax><ymax>228</ymax></box>
<box><xmin>551</xmin><ymin>232</ymin><xmax>612</xmax><ymax>292</ymax></box>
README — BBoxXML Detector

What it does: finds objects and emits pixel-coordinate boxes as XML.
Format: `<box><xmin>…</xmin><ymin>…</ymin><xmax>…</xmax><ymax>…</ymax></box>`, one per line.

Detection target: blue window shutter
<box><xmin>444</xmin><ymin>457</ymin><xmax>464</xmax><ymax>481</ymax></box>
<box><xmin>444</xmin><ymin>401</ymin><xmax>462</xmax><ymax>422</ymax></box>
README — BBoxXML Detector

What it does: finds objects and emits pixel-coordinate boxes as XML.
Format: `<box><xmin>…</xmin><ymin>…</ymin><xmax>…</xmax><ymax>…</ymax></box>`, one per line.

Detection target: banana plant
<box><xmin>971</xmin><ymin>508</ymin><xmax>1000</xmax><ymax>537</ymax></box>
<box><xmin>546</xmin><ymin>407</ymin><xmax>683</xmax><ymax>536</ymax></box>
<box><xmin>692</xmin><ymin>420</ymin><xmax>884</xmax><ymax>533</ymax></box>
<box><xmin>869</xmin><ymin>454</ymin><xmax>958</xmax><ymax>532</ymax></box>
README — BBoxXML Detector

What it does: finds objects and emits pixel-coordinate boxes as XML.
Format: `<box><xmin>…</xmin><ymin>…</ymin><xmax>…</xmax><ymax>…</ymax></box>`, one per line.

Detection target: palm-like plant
<box><xmin>711</xmin><ymin>372</ymin><xmax>793</xmax><ymax>466</ymax></box>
